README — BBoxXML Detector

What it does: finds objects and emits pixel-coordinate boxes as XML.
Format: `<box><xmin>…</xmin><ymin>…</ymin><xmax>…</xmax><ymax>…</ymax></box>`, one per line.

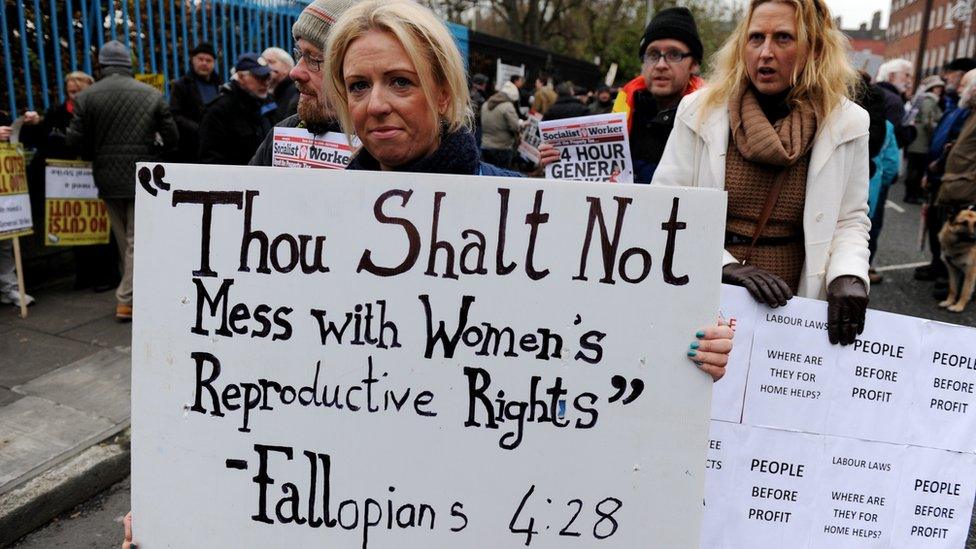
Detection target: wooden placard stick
<box><xmin>12</xmin><ymin>236</ymin><xmax>27</xmax><ymax>318</ymax></box>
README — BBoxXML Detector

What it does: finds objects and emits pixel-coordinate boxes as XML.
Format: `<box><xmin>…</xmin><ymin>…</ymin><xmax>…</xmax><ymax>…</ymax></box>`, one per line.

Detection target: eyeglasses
<box><xmin>293</xmin><ymin>47</ymin><xmax>325</xmax><ymax>72</ymax></box>
<box><xmin>644</xmin><ymin>50</ymin><xmax>693</xmax><ymax>65</ymax></box>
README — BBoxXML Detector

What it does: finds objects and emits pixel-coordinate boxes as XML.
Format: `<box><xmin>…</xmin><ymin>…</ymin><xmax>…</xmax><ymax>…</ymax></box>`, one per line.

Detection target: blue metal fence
<box><xmin>2</xmin><ymin>0</ymin><xmax>307</xmax><ymax>117</ymax></box>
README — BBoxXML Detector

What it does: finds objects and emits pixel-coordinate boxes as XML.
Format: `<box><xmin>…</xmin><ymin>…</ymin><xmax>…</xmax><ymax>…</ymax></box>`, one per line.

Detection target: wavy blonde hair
<box><xmin>64</xmin><ymin>71</ymin><xmax>94</xmax><ymax>89</ymax></box>
<box><xmin>701</xmin><ymin>0</ymin><xmax>857</xmax><ymax>120</ymax></box>
<box><xmin>324</xmin><ymin>0</ymin><xmax>472</xmax><ymax>141</ymax></box>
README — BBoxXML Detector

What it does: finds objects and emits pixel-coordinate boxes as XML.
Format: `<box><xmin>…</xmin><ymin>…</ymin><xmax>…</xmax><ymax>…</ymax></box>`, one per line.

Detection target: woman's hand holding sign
<box><xmin>689</xmin><ymin>320</ymin><xmax>733</xmax><ymax>382</ymax></box>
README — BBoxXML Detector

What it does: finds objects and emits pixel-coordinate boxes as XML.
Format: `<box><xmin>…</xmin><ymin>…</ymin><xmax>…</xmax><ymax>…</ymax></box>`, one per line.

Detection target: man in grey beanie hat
<box><xmin>250</xmin><ymin>0</ymin><xmax>359</xmax><ymax>166</ymax></box>
<box><xmin>67</xmin><ymin>40</ymin><xmax>178</xmax><ymax>320</ymax></box>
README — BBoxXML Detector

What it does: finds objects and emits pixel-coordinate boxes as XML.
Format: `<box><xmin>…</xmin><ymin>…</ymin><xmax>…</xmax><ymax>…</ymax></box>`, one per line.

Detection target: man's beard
<box><xmin>297</xmin><ymin>96</ymin><xmax>328</xmax><ymax>124</ymax></box>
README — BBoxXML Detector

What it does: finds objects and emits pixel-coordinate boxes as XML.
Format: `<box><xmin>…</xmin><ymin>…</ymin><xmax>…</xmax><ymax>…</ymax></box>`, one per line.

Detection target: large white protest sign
<box><xmin>703</xmin><ymin>286</ymin><xmax>976</xmax><ymax>548</ymax></box>
<box><xmin>495</xmin><ymin>60</ymin><xmax>525</xmax><ymax>92</ymax></box>
<box><xmin>132</xmin><ymin>163</ymin><xmax>727</xmax><ymax>547</ymax></box>
<box><xmin>541</xmin><ymin>113</ymin><xmax>634</xmax><ymax>183</ymax></box>
<box><xmin>271</xmin><ymin>128</ymin><xmax>358</xmax><ymax>169</ymax></box>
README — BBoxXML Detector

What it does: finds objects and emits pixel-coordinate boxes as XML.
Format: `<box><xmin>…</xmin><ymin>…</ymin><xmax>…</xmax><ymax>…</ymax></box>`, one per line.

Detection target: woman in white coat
<box><xmin>653</xmin><ymin>0</ymin><xmax>870</xmax><ymax>346</ymax></box>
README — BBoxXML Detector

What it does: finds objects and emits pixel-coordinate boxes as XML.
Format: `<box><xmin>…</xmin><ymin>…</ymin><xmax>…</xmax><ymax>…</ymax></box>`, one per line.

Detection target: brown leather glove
<box><xmin>827</xmin><ymin>275</ymin><xmax>868</xmax><ymax>345</ymax></box>
<box><xmin>722</xmin><ymin>263</ymin><xmax>793</xmax><ymax>308</ymax></box>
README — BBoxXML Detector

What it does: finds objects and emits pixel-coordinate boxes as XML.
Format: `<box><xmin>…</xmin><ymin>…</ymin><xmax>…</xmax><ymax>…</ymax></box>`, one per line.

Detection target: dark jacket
<box><xmin>248</xmin><ymin>114</ymin><xmax>341</xmax><ymax>167</ymax></box>
<box><xmin>347</xmin><ymin>128</ymin><xmax>521</xmax><ymax>177</ymax></box>
<box><xmin>272</xmin><ymin>79</ymin><xmax>299</xmax><ymax>123</ymax></box>
<box><xmin>853</xmin><ymin>81</ymin><xmax>890</xmax><ymax>178</ymax></box>
<box><xmin>66</xmin><ymin>68</ymin><xmax>178</xmax><ymax>199</ymax></box>
<box><xmin>198</xmin><ymin>81</ymin><xmax>277</xmax><ymax>165</ymax></box>
<box><xmin>543</xmin><ymin>96</ymin><xmax>590</xmax><ymax>121</ymax></box>
<box><xmin>877</xmin><ymin>81</ymin><xmax>917</xmax><ymax>149</ymax></box>
<box><xmin>588</xmin><ymin>99</ymin><xmax>614</xmax><ymax>116</ymax></box>
<box><xmin>470</xmin><ymin>88</ymin><xmax>487</xmax><ymax>128</ymax></box>
<box><xmin>170</xmin><ymin>71</ymin><xmax>222</xmax><ymax>162</ymax></box>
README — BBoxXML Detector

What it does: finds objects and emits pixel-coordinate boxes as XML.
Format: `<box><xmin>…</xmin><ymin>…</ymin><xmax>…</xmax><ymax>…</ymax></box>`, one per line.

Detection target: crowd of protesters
<box><xmin>1</xmin><ymin>0</ymin><xmax>975</xmax><ymax>348</ymax></box>
<box><xmin>0</xmin><ymin>0</ymin><xmax>967</xmax><ymax>544</ymax></box>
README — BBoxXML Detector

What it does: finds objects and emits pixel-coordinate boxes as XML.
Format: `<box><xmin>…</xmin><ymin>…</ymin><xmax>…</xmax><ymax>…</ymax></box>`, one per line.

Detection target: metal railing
<box><xmin>2</xmin><ymin>0</ymin><xmax>308</xmax><ymax>115</ymax></box>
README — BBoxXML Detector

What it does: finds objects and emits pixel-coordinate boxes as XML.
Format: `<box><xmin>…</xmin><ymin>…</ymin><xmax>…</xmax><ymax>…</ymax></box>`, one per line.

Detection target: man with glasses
<box><xmin>198</xmin><ymin>53</ymin><xmax>278</xmax><ymax>165</ymax></box>
<box><xmin>249</xmin><ymin>0</ymin><xmax>357</xmax><ymax>166</ymax></box>
<box><xmin>613</xmin><ymin>7</ymin><xmax>704</xmax><ymax>183</ymax></box>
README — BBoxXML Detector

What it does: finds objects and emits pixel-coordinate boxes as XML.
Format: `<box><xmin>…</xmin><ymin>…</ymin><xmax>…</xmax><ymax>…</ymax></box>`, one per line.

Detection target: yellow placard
<box><xmin>136</xmin><ymin>73</ymin><xmax>166</xmax><ymax>93</ymax></box>
<box><xmin>0</xmin><ymin>142</ymin><xmax>33</xmax><ymax>240</ymax></box>
<box><xmin>45</xmin><ymin>198</ymin><xmax>110</xmax><ymax>245</ymax></box>
<box><xmin>44</xmin><ymin>159</ymin><xmax>110</xmax><ymax>246</ymax></box>
<box><xmin>0</xmin><ymin>142</ymin><xmax>27</xmax><ymax>196</ymax></box>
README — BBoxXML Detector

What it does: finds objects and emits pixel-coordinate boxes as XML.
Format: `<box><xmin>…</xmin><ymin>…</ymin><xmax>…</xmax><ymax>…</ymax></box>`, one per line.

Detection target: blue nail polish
<box><xmin>696</xmin><ymin>330</ymin><xmax>705</xmax><ymax>338</ymax></box>
<box><xmin>690</xmin><ymin>341</ymin><xmax>700</xmax><ymax>350</ymax></box>
<box><xmin>687</xmin><ymin>349</ymin><xmax>698</xmax><ymax>357</ymax></box>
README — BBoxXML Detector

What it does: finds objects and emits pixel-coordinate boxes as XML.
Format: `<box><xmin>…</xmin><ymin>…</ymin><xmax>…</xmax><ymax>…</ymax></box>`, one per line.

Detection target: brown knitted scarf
<box><xmin>725</xmin><ymin>87</ymin><xmax>819</xmax><ymax>291</ymax></box>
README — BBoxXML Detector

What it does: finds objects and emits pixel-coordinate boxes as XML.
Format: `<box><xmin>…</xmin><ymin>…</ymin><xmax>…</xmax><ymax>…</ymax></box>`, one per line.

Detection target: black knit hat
<box><xmin>945</xmin><ymin>57</ymin><xmax>976</xmax><ymax>73</ymax></box>
<box><xmin>189</xmin><ymin>42</ymin><xmax>215</xmax><ymax>58</ymax></box>
<box><xmin>639</xmin><ymin>7</ymin><xmax>703</xmax><ymax>62</ymax></box>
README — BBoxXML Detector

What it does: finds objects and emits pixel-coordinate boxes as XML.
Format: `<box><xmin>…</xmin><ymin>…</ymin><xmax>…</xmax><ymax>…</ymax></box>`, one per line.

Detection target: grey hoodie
<box><xmin>480</xmin><ymin>91</ymin><xmax>520</xmax><ymax>150</ymax></box>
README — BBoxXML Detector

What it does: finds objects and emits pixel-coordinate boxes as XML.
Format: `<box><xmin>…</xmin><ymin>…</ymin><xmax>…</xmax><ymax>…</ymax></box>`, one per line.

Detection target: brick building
<box><xmin>886</xmin><ymin>0</ymin><xmax>976</xmax><ymax>78</ymax></box>
<box><xmin>844</xmin><ymin>11</ymin><xmax>887</xmax><ymax>56</ymax></box>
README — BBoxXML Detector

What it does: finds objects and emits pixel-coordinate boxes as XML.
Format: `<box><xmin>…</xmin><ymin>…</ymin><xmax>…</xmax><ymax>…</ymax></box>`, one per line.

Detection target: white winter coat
<box><xmin>652</xmin><ymin>89</ymin><xmax>872</xmax><ymax>300</ymax></box>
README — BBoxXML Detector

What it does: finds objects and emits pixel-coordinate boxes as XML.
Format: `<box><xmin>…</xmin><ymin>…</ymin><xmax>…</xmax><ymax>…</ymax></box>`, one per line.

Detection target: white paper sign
<box><xmin>890</xmin><ymin>446</ymin><xmax>976</xmax><ymax>547</ymax></box>
<box><xmin>132</xmin><ymin>163</ymin><xmax>727</xmax><ymax>547</ymax></box>
<box><xmin>908</xmin><ymin>321</ymin><xmax>976</xmax><ymax>453</ymax></box>
<box><xmin>826</xmin><ymin>309</ymin><xmax>923</xmax><ymax>444</ymax></box>
<box><xmin>705</xmin><ymin>289</ymin><xmax>976</xmax><ymax>549</ymax></box>
<box><xmin>540</xmin><ymin>113</ymin><xmax>634</xmax><ymax>183</ymax></box>
<box><xmin>711</xmin><ymin>285</ymin><xmax>757</xmax><ymax>422</ymax></box>
<box><xmin>808</xmin><ymin>436</ymin><xmax>903</xmax><ymax>548</ymax></box>
<box><xmin>45</xmin><ymin>162</ymin><xmax>98</xmax><ymax>199</ymax></box>
<box><xmin>518</xmin><ymin>112</ymin><xmax>543</xmax><ymax>164</ymax></box>
<box><xmin>742</xmin><ymin>297</ymin><xmax>836</xmax><ymax>433</ymax></box>
<box><xmin>271</xmin><ymin>127</ymin><xmax>357</xmax><ymax>169</ymax></box>
<box><xmin>0</xmin><ymin>194</ymin><xmax>32</xmax><ymax>236</ymax></box>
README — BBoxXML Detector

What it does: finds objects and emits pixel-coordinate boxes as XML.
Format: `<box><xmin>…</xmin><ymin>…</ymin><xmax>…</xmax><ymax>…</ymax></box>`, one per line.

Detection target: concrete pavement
<box><xmin>0</xmin><ymin>278</ymin><xmax>131</xmax><ymax>546</ymax></box>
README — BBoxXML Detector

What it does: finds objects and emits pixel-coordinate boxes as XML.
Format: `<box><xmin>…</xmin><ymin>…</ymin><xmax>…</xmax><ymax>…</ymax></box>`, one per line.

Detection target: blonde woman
<box><xmin>45</xmin><ymin>71</ymin><xmax>95</xmax><ymax>158</ymax></box>
<box><xmin>653</xmin><ymin>0</ymin><xmax>870</xmax><ymax>346</ymax></box>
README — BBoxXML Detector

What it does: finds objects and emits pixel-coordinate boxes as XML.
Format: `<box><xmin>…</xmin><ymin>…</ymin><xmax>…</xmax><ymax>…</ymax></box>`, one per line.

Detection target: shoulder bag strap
<box><xmin>742</xmin><ymin>168</ymin><xmax>790</xmax><ymax>265</ymax></box>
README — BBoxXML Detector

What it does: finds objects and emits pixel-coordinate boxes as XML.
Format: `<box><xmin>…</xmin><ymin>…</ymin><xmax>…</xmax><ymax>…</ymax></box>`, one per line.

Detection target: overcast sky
<box><xmin>824</xmin><ymin>0</ymin><xmax>891</xmax><ymax>29</ymax></box>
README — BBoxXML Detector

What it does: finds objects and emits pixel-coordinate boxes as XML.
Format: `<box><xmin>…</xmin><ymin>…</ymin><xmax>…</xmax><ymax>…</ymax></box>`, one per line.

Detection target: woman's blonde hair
<box><xmin>701</xmin><ymin>0</ymin><xmax>857</xmax><ymax>120</ymax></box>
<box><xmin>65</xmin><ymin>71</ymin><xmax>94</xmax><ymax>89</ymax></box>
<box><xmin>324</xmin><ymin>0</ymin><xmax>472</xmax><ymax>141</ymax></box>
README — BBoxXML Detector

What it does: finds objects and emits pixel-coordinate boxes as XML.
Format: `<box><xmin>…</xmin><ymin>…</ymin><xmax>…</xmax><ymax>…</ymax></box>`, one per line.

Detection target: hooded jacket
<box><xmin>480</xmin><ymin>91</ymin><xmax>520</xmax><ymax>150</ymax></box>
<box><xmin>907</xmin><ymin>85</ymin><xmax>944</xmax><ymax>155</ymax></box>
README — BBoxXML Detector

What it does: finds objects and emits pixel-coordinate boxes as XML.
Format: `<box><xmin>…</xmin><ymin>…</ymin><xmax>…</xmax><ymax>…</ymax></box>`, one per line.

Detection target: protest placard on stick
<box><xmin>132</xmin><ymin>163</ymin><xmax>727</xmax><ymax>547</ymax></box>
<box><xmin>44</xmin><ymin>160</ymin><xmax>111</xmax><ymax>246</ymax></box>
<box><xmin>1</xmin><ymin>142</ymin><xmax>32</xmax><ymax>318</ymax></box>
<box><xmin>541</xmin><ymin>113</ymin><xmax>634</xmax><ymax>183</ymax></box>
